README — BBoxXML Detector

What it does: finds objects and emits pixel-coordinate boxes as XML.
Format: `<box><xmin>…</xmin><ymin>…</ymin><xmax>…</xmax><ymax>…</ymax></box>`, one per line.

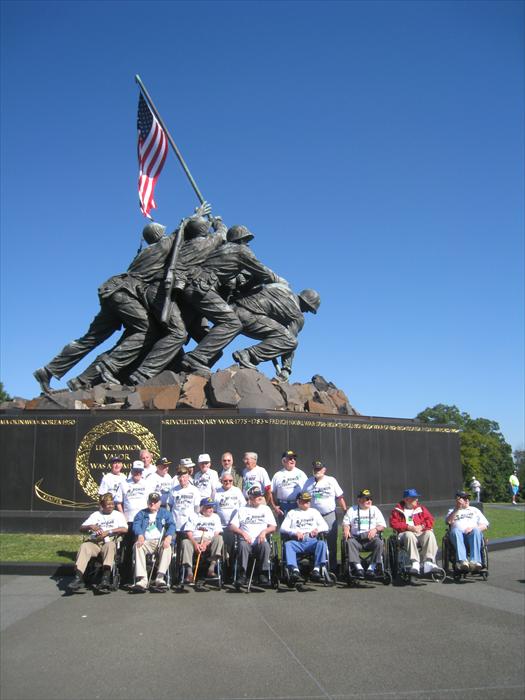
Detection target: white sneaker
<box><xmin>409</xmin><ymin>563</ymin><xmax>419</xmax><ymax>575</ymax></box>
<box><xmin>423</xmin><ymin>562</ymin><xmax>438</xmax><ymax>574</ymax></box>
<box><xmin>134</xmin><ymin>578</ymin><xmax>147</xmax><ymax>589</ymax></box>
<box><xmin>154</xmin><ymin>576</ymin><xmax>167</xmax><ymax>588</ymax></box>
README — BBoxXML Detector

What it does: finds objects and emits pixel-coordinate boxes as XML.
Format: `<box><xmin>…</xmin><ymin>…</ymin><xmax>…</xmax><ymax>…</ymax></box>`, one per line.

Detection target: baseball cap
<box><xmin>247</xmin><ymin>486</ymin><xmax>263</xmax><ymax>498</ymax></box>
<box><xmin>148</xmin><ymin>492</ymin><xmax>161</xmax><ymax>503</ymax></box>
<box><xmin>179</xmin><ymin>457</ymin><xmax>195</xmax><ymax>468</ymax></box>
<box><xmin>110</xmin><ymin>455</ymin><xmax>124</xmax><ymax>464</ymax></box>
<box><xmin>198</xmin><ymin>453</ymin><xmax>211</xmax><ymax>463</ymax></box>
<box><xmin>156</xmin><ymin>457</ymin><xmax>172</xmax><ymax>467</ymax></box>
<box><xmin>131</xmin><ymin>460</ymin><xmax>145</xmax><ymax>471</ymax></box>
<box><xmin>312</xmin><ymin>460</ymin><xmax>324</xmax><ymax>470</ymax></box>
<box><xmin>297</xmin><ymin>491</ymin><xmax>311</xmax><ymax>501</ymax></box>
<box><xmin>357</xmin><ymin>489</ymin><xmax>373</xmax><ymax>499</ymax></box>
<box><xmin>403</xmin><ymin>488</ymin><xmax>420</xmax><ymax>498</ymax></box>
<box><xmin>282</xmin><ymin>450</ymin><xmax>297</xmax><ymax>459</ymax></box>
<box><xmin>455</xmin><ymin>490</ymin><xmax>470</xmax><ymax>499</ymax></box>
<box><xmin>200</xmin><ymin>497</ymin><xmax>216</xmax><ymax>508</ymax></box>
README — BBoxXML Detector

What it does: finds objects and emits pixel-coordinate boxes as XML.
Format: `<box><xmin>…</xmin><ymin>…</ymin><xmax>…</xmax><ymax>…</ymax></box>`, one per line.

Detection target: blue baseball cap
<box><xmin>403</xmin><ymin>488</ymin><xmax>420</xmax><ymax>498</ymax></box>
<box><xmin>200</xmin><ymin>497</ymin><xmax>216</xmax><ymax>508</ymax></box>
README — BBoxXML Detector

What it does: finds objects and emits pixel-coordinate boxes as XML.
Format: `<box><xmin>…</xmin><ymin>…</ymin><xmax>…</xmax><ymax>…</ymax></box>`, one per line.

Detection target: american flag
<box><xmin>137</xmin><ymin>93</ymin><xmax>168</xmax><ymax>218</ymax></box>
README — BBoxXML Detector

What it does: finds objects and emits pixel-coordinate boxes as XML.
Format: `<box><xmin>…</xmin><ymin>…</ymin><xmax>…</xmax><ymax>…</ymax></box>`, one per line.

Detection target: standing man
<box><xmin>169</xmin><ymin>464</ymin><xmax>201</xmax><ymax>530</ymax></box>
<box><xmin>342</xmin><ymin>489</ymin><xmax>386</xmax><ymax>580</ymax></box>
<box><xmin>469</xmin><ymin>476</ymin><xmax>481</xmax><ymax>503</ymax></box>
<box><xmin>303</xmin><ymin>460</ymin><xmax>347</xmax><ymax>574</ymax></box>
<box><xmin>241</xmin><ymin>452</ymin><xmax>271</xmax><ymax>500</ymax></box>
<box><xmin>229</xmin><ymin>486</ymin><xmax>277</xmax><ymax>586</ymax></box>
<box><xmin>98</xmin><ymin>455</ymin><xmax>127</xmax><ymax>501</ymax></box>
<box><xmin>216</xmin><ymin>472</ymin><xmax>246</xmax><ymax>578</ymax></box>
<box><xmin>132</xmin><ymin>492</ymin><xmax>175</xmax><ymax>591</ymax></box>
<box><xmin>193</xmin><ymin>454</ymin><xmax>221</xmax><ymax>500</ymax></box>
<box><xmin>146</xmin><ymin>457</ymin><xmax>173</xmax><ymax>506</ymax></box>
<box><xmin>68</xmin><ymin>493</ymin><xmax>128</xmax><ymax>592</ymax></box>
<box><xmin>509</xmin><ymin>470</ymin><xmax>520</xmax><ymax>505</ymax></box>
<box><xmin>115</xmin><ymin>460</ymin><xmax>154</xmax><ymax>584</ymax></box>
<box><xmin>219</xmin><ymin>452</ymin><xmax>243</xmax><ymax>490</ymax></box>
<box><xmin>280</xmin><ymin>491</ymin><xmax>328</xmax><ymax>583</ymax></box>
<box><xmin>270</xmin><ymin>450</ymin><xmax>308</xmax><ymax>521</ymax></box>
<box><xmin>446</xmin><ymin>491</ymin><xmax>489</xmax><ymax>572</ymax></box>
<box><xmin>389</xmin><ymin>488</ymin><xmax>440</xmax><ymax>576</ymax></box>
<box><xmin>139</xmin><ymin>449</ymin><xmax>156</xmax><ymax>478</ymax></box>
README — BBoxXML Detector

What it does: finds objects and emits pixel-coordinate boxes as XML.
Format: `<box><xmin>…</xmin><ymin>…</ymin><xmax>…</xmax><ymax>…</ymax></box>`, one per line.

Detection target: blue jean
<box><xmin>449</xmin><ymin>527</ymin><xmax>483</xmax><ymax>563</ymax></box>
<box><xmin>284</xmin><ymin>536</ymin><xmax>327</xmax><ymax>569</ymax></box>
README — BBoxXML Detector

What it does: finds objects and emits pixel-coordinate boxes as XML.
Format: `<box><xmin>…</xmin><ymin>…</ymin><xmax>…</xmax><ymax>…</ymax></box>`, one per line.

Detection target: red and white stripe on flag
<box><xmin>137</xmin><ymin>93</ymin><xmax>168</xmax><ymax>218</ymax></box>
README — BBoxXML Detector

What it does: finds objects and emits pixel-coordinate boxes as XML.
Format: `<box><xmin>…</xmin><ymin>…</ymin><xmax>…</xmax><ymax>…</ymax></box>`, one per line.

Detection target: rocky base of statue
<box><xmin>2</xmin><ymin>370</ymin><xmax>359</xmax><ymax>415</ymax></box>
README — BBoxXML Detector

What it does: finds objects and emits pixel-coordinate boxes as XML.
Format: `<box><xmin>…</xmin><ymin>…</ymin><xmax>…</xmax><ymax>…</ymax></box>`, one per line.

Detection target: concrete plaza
<box><xmin>1</xmin><ymin>548</ymin><xmax>524</xmax><ymax>700</ymax></box>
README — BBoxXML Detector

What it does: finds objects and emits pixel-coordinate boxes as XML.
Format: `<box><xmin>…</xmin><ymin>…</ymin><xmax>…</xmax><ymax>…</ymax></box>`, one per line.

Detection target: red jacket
<box><xmin>389</xmin><ymin>501</ymin><xmax>434</xmax><ymax>532</ymax></box>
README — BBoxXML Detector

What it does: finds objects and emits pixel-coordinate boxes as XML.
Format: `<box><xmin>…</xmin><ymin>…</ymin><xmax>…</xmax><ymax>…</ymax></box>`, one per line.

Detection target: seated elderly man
<box><xmin>68</xmin><ymin>493</ymin><xmax>128</xmax><ymax>592</ymax></box>
<box><xmin>132</xmin><ymin>491</ymin><xmax>176</xmax><ymax>591</ymax></box>
<box><xmin>342</xmin><ymin>489</ymin><xmax>386</xmax><ymax>580</ymax></box>
<box><xmin>280</xmin><ymin>491</ymin><xmax>328</xmax><ymax>583</ymax></box>
<box><xmin>180</xmin><ymin>497</ymin><xmax>224</xmax><ymax>581</ymax></box>
<box><xmin>389</xmin><ymin>488</ymin><xmax>441</xmax><ymax>576</ymax></box>
<box><xmin>445</xmin><ymin>490</ymin><xmax>489</xmax><ymax>572</ymax></box>
<box><xmin>229</xmin><ymin>486</ymin><xmax>277</xmax><ymax>586</ymax></box>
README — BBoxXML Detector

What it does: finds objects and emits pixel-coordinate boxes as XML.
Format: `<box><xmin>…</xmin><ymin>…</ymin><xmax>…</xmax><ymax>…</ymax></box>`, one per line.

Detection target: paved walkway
<box><xmin>1</xmin><ymin>548</ymin><xmax>524</xmax><ymax>700</ymax></box>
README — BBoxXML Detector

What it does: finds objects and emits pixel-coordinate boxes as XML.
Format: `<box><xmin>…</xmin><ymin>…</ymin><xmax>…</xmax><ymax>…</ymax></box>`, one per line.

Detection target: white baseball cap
<box><xmin>198</xmin><ymin>453</ymin><xmax>211</xmax><ymax>463</ymax></box>
<box><xmin>132</xmin><ymin>460</ymin><xmax>145</xmax><ymax>470</ymax></box>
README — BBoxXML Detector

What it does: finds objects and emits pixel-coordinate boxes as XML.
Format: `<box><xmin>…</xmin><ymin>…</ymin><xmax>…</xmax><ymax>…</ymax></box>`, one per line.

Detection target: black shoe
<box><xmin>364</xmin><ymin>569</ymin><xmax>376</xmax><ymax>580</ymax></box>
<box><xmin>310</xmin><ymin>569</ymin><xmax>322</xmax><ymax>582</ymax></box>
<box><xmin>289</xmin><ymin>568</ymin><xmax>303</xmax><ymax>584</ymax></box>
<box><xmin>33</xmin><ymin>367</ymin><xmax>52</xmax><ymax>393</ymax></box>
<box><xmin>237</xmin><ymin>573</ymin><xmax>248</xmax><ymax>586</ymax></box>
<box><xmin>258</xmin><ymin>573</ymin><xmax>269</xmax><ymax>586</ymax></box>
<box><xmin>351</xmin><ymin>566</ymin><xmax>365</xmax><ymax>580</ymax></box>
<box><xmin>232</xmin><ymin>350</ymin><xmax>258</xmax><ymax>370</ymax></box>
<box><xmin>99</xmin><ymin>572</ymin><xmax>112</xmax><ymax>589</ymax></box>
<box><xmin>68</xmin><ymin>574</ymin><xmax>86</xmax><ymax>592</ymax></box>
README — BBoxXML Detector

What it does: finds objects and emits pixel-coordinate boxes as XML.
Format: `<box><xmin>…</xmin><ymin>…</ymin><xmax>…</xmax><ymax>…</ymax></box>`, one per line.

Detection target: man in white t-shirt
<box><xmin>98</xmin><ymin>455</ymin><xmax>127</xmax><ymax>500</ymax></box>
<box><xmin>216</xmin><ymin>473</ymin><xmax>246</xmax><ymax>578</ymax></box>
<box><xmin>180</xmin><ymin>497</ymin><xmax>224</xmax><ymax>581</ymax></box>
<box><xmin>193</xmin><ymin>453</ymin><xmax>221</xmax><ymax>499</ymax></box>
<box><xmin>169</xmin><ymin>465</ymin><xmax>201</xmax><ymax>530</ymax></box>
<box><xmin>303</xmin><ymin>460</ymin><xmax>347</xmax><ymax>573</ymax></box>
<box><xmin>446</xmin><ymin>491</ymin><xmax>489</xmax><ymax>572</ymax></box>
<box><xmin>270</xmin><ymin>450</ymin><xmax>308</xmax><ymax>521</ymax></box>
<box><xmin>139</xmin><ymin>449</ymin><xmax>157</xmax><ymax>478</ymax></box>
<box><xmin>115</xmin><ymin>460</ymin><xmax>154</xmax><ymax>584</ymax></box>
<box><xmin>342</xmin><ymin>489</ymin><xmax>386</xmax><ymax>580</ymax></box>
<box><xmin>241</xmin><ymin>452</ymin><xmax>271</xmax><ymax>500</ymax></box>
<box><xmin>146</xmin><ymin>457</ymin><xmax>173</xmax><ymax>506</ymax></box>
<box><xmin>280</xmin><ymin>491</ymin><xmax>328</xmax><ymax>583</ymax></box>
<box><xmin>229</xmin><ymin>486</ymin><xmax>277</xmax><ymax>585</ymax></box>
<box><xmin>469</xmin><ymin>477</ymin><xmax>481</xmax><ymax>503</ymax></box>
<box><xmin>68</xmin><ymin>493</ymin><xmax>128</xmax><ymax>592</ymax></box>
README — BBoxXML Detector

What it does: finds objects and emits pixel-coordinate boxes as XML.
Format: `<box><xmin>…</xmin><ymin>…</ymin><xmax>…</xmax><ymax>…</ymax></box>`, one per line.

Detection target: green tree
<box><xmin>416</xmin><ymin>404</ymin><xmax>514</xmax><ymax>502</ymax></box>
<box><xmin>0</xmin><ymin>381</ymin><xmax>11</xmax><ymax>403</ymax></box>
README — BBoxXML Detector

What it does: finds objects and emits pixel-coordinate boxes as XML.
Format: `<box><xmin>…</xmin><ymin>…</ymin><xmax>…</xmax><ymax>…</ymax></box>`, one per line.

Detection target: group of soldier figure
<box><xmin>33</xmin><ymin>203</ymin><xmax>320</xmax><ymax>392</ymax></box>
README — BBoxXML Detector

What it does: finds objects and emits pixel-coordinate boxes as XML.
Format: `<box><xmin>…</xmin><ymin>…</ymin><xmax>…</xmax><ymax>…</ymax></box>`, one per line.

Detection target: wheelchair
<box><xmin>230</xmin><ymin>534</ymin><xmax>279</xmax><ymax>592</ymax></box>
<box><xmin>171</xmin><ymin>533</ymin><xmax>224</xmax><ymax>592</ymax></box>
<box><xmin>130</xmin><ymin>534</ymin><xmax>176</xmax><ymax>593</ymax></box>
<box><xmin>82</xmin><ymin>536</ymin><xmax>123</xmax><ymax>594</ymax></box>
<box><xmin>441</xmin><ymin>530</ymin><xmax>488</xmax><ymax>582</ymax></box>
<box><xmin>340</xmin><ymin>533</ymin><xmax>392</xmax><ymax>586</ymax></box>
<box><xmin>276</xmin><ymin>534</ymin><xmax>337</xmax><ymax>590</ymax></box>
<box><xmin>387</xmin><ymin>533</ymin><xmax>446</xmax><ymax>584</ymax></box>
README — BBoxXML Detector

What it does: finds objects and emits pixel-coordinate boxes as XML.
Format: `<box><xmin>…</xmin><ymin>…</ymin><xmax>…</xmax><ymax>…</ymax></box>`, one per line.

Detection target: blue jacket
<box><xmin>132</xmin><ymin>507</ymin><xmax>176</xmax><ymax>538</ymax></box>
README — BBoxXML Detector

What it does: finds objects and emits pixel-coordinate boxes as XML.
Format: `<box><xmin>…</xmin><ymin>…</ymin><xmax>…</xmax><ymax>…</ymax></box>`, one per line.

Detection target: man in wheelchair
<box><xmin>389</xmin><ymin>488</ymin><xmax>441</xmax><ymax>576</ymax></box>
<box><xmin>445</xmin><ymin>491</ymin><xmax>489</xmax><ymax>573</ymax></box>
<box><xmin>132</xmin><ymin>491</ymin><xmax>175</xmax><ymax>591</ymax></box>
<box><xmin>280</xmin><ymin>491</ymin><xmax>329</xmax><ymax>583</ymax></box>
<box><xmin>68</xmin><ymin>493</ymin><xmax>128</xmax><ymax>593</ymax></box>
<box><xmin>342</xmin><ymin>489</ymin><xmax>386</xmax><ymax>580</ymax></box>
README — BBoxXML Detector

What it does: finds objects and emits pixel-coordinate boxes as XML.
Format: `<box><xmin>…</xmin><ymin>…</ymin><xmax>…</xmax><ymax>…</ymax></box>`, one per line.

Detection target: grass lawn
<box><xmin>0</xmin><ymin>505</ymin><xmax>523</xmax><ymax>563</ymax></box>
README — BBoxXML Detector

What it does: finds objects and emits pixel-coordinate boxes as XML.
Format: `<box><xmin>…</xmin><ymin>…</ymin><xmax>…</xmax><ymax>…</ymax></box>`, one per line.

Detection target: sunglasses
<box><xmin>222</xmin><ymin>479</ymin><xmax>233</xmax><ymax>483</ymax></box>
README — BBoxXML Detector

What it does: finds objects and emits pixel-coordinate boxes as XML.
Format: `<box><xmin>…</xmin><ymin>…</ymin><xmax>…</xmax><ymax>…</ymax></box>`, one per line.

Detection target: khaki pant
<box><xmin>399</xmin><ymin>530</ymin><xmax>438</xmax><ymax>563</ymax></box>
<box><xmin>75</xmin><ymin>540</ymin><xmax>116</xmax><ymax>574</ymax></box>
<box><xmin>134</xmin><ymin>539</ymin><xmax>173</xmax><ymax>580</ymax></box>
<box><xmin>181</xmin><ymin>535</ymin><xmax>224</xmax><ymax>567</ymax></box>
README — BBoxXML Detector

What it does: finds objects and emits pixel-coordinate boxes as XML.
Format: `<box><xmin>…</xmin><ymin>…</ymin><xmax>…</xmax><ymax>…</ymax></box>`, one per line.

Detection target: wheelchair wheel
<box><xmin>430</xmin><ymin>567</ymin><xmax>446</xmax><ymax>583</ymax></box>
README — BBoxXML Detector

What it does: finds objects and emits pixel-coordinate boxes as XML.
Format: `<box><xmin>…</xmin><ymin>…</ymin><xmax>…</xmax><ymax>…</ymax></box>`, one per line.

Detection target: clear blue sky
<box><xmin>1</xmin><ymin>1</ymin><xmax>523</xmax><ymax>450</ymax></box>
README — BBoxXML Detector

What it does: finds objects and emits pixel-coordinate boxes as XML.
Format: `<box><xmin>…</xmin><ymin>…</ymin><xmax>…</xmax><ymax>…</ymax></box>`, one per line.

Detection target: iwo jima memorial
<box><xmin>0</xmin><ymin>77</ymin><xmax>461</xmax><ymax>533</ymax></box>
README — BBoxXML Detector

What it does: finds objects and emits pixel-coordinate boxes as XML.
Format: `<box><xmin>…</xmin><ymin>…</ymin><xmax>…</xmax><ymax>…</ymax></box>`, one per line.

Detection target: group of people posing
<box><xmin>34</xmin><ymin>202</ymin><xmax>320</xmax><ymax>392</ymax></box>
<box><xmin>68</xmin><ymin>449</ymin><xmax>489</xmax><ymax>592</ymax></box>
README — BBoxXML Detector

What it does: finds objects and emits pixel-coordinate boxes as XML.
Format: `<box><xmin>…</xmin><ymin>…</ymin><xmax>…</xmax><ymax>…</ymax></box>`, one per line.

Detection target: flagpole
<box><xmin>135</xmin><ymin>74</ymin><xmax>205</xmax><ymax>205</ymax></box>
